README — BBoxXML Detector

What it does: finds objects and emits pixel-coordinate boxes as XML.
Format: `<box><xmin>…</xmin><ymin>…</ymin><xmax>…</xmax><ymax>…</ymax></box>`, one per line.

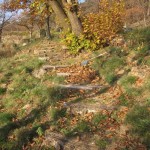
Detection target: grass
<box><xmin>92</xmin><ymin>49</ymin><xmax>126</xmax><ymax>84</ymax></box>
<box><xmin>0</xmin><ymin>27</ymin><xmax>149</xmax><ymax>149</ymax></box>
<box><xmin>119</xmin><ymin>75</ymin><xmax>138</xmax><ymax>87</ymax></box>
<box><xmin>0</xmin><ymin>87</ymin><xmax>7</xmax><ymax>95</ymax></box>
<box><xmin>50</xmin><ymin>107</ymin><xmax>67</xmax><ymax>121</ymax></box>
<box><xmin>100</xmin><ymin>56</ymin><xmax>125</xmax><ymax>84</ymax></box>
<box><xmin>95</xmin><ymin>139</ymin><xmax>109</xmax><ymax>149</ymax></box>
<box><xmin>118</xmin><ymin>94</ymin><xmax>130</xmax><ymax>106</ymax></box>
<box><xmin>0</xmin><ymin>112</ymin><xmax>15</xmax><ymax>126</ymax></box>
<box><xmin>126</xmin><ymin>105</ymin><xmax>150</xmax><ymax>148</ymax></box>
<box><xmin>92</xmin><ymin>113</ymin><xmax>107</xmax><ymax>126</ymax></box>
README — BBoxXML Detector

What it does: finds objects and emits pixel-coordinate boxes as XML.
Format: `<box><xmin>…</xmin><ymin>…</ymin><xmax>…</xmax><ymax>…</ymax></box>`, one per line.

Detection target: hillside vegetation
<box><xmin>0</xmin><ymin>26</ymin><xmax>150</xmax><ymax>150</ymax></box>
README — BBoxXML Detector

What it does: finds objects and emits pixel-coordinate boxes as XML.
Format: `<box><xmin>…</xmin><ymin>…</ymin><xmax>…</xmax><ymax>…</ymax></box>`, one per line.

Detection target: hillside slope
<box><xmin>0</xmin><ymin>27</ymin><xmax>150</xmax><ymax>150</ymax></box>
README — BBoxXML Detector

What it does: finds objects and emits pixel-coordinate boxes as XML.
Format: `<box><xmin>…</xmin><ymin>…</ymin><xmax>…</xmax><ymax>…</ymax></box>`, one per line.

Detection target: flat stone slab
<box><xmin>42</xmin><ymin>65</ymin><xmax>69</xmax><ymax>70</ymax></box>
<box><xmin>65</xmin><ymin>102</ymin><xmax>116</xmax><ymax>114</ymax></box>
<box><xmin>57</xmin><ymin>73</ymin><xmax>71</xmax><ymax>76</ymax></box>
<box><xmin>57</xmin><ymin>84</ymin><xmax>103</xmax><ymax>90</ymax></box>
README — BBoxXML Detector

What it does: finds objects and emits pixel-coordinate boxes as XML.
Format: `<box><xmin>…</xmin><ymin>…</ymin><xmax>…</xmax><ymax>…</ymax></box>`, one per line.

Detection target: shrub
<box><xmin>64</xmin><ymin>0</ymin><xmax>125</xmax><ymax>53</ymax></box>
<box><xmin>63</xmin><ymin>33</ymin><xmax>95</xmax><ymax>54</ymax></box>
<box><xmin>82</xmin><ymin>0</ymin><xmax>124</xmax><ymax>47</ymax></box>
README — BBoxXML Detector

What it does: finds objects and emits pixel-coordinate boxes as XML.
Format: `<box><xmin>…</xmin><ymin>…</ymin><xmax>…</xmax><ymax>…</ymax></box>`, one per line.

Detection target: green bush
<box><xmin>126</xmin><ymin>105</ymin><xmax>150</xmax><ymax>148</ymax></box>
<box><xmin>63</xmin><ymin>33</ymin><xmax>95</xmax><ymax>54</ymax></box>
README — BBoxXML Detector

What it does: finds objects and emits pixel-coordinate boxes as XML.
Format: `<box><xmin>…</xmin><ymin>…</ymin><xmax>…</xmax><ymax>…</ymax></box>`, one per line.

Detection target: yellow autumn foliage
<box><xmin>82</xmin><ymin>0</ymin><xmax>125</xmax><ymax>46</ymax></box>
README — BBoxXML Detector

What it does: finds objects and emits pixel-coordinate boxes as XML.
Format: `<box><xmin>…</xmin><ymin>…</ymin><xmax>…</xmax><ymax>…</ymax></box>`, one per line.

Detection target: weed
<box><xmin>36</xmin><ymin>127</ymin><xmax>44</xmax><ymax>136</ymax></box>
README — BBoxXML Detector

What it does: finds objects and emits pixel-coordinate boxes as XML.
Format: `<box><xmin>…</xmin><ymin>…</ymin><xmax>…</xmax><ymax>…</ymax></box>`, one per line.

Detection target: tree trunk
<box><xmin>49</xmin><ymin>0</ymin><xmax>71</xmax><ymax>31</ymax></box>
<box><xmin>46</xmin><ymin>16</ymin><xmax>51</xmax><ymax>39</ymax></box>
<box><xmin>61</xmin><ymin>0</ymin><xmax>83</xmax><ymax>36</ymax></box>
<box><xmin>0</xmin><ymin>28</ymin><xmax>3</xmax><ymax>43</ymax></box>
<box><xmin>65</xmin><ymin>10</ymin><xmax>83</xmax><ymax>36</ymax></box>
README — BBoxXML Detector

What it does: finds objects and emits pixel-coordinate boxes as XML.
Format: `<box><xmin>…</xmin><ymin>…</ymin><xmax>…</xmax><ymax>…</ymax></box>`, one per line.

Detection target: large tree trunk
<box><xmin>61</xmin><ymin>0</ymin><xmax>83</xmax><ymax>36</ymax></box>
<box><xmin>65</xmin><ymin>10</ymin><xmax>83</xmax><ymax>36</ymax></box>
<box><xmin>46</xmin><ymin>16</ymin><xmax>51</xmax><ymax>39</ymax></box>
<box><xmin>49</xmin><ymin>0</ymin><xmax>71</xmax><ymax>31</ymax></box>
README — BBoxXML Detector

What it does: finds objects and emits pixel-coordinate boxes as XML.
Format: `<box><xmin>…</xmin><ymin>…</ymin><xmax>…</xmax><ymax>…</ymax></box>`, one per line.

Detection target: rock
<box><xmin>42</xmin><ymin>65</ymin><xmax>69</xmax><ymax>70</ymax></box>
<box><xmin>1</xmin><ymin>84</ymin><xmax>7</xmax><ymax>88</ymax></box>
<box><xmin>62</xmin><ymin>45</ymin><xmax>69</xmax><ymax>50</ymax></box>
<box><xmin>22</xmin><ymin>43</ymin><xmax>27</xmax><ymax>46</ymax></box>
<box><xmin>38</xmin><ymin>57</ymin><xmax>50</xmax><ymax>61</ymax></box>
<box><xmin>57</xmin><ymin>84</ymin><xmax>103</xmax><ymax>90</ymax></box>
<box><xmin>43</xmin><ymin>132</ymin><xmax>65</xmax><ymax>150</ymax></box>
<box><xmin>111</xmin><ymin>36</ymin><xmax>126</xmax><ymax>47</ymax></box>
<box><xmin>22</xmin><ymin>104</ymin><xmax>31</xmax><ymax>109</ymax></box>
<box><xmin>57</xmin><ymin>73</ymin><xmax>71</xmax><ymax>77</ymax></box>
<box><xmin>126</xmin><ymin>51</ymin><xmax>136</xmax><ymax>64</ymax></box>
<box><xmin>32</xmin><ymin>68</ymin><xmax>46</xmax><ymax>78</ymax></box>
<box><xmin>129</xmin><ymin>66</ymin><xmax>150</xmax><ymax>79</ymax></box>
<box><xmin>65</xmin><ymin>101</ymin><xmax>116</xmax><ymax>115</ymax></box>
<box><xmin>117</xmin><ymin>69</ymin><xmax>125</xmax><ymax>75</ymax></box>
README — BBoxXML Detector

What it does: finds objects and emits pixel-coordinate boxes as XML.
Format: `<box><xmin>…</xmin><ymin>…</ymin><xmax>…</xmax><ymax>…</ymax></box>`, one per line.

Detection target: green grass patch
<box><xmin>0</xmin><ymin>112</ymin><xmax>15</xmax><ymax>125</ymax></box>
<box><xmin>92</xmin><ymin>113</ymin><xmax>107</xmax><ymax>126</ymax></box>
<box><xmin>118</xmin><ymin>94</ymin><xmax>130</xmax><ymax>106</ymax></box>
<box><xmin>119</xmin><ymin>75</ymin><xmax>138</xmax><ymax>87</ymax></box>
<box><xmin>95</xmin><ymin>138</ymin><xmax>109</xmax><ymax>149</ymax></box>
<box><xmin>50</xmin><ymin>107</ymin><xmax>67</xmax><ymax>121</ymax></box>
<box><xmin>126</xmin><ymin>105</ymin><xmax>150</xmax><ymax>148</ymax></box>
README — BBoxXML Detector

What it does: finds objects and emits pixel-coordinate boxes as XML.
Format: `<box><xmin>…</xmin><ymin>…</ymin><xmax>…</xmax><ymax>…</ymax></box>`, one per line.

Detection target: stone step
<box><xmin>64</xmin><ymin>101</ymin><xmax>116</xmax><ymax>114</ymax></box>
<box><xmin>57</xmin><ymin>84</ymin><xmax>103</xmax><ymax>90</ymax></box>
<box><xmin>42</xmin><ymin>65</ymin><xmax>69</xmax><ymax>70</ymax></box>
<box><xmin>56</xmin><ymin>73</ymin><xmax>71</xmax><ymax>77</ymax></box>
